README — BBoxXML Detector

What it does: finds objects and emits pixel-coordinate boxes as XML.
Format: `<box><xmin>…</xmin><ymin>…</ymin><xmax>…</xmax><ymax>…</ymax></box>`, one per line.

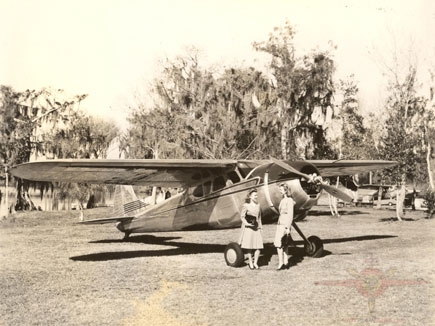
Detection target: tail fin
<box><xmin>113</xmin><ymin>185</ymin><xmax>148</xmax><ymax>217</ymax></box>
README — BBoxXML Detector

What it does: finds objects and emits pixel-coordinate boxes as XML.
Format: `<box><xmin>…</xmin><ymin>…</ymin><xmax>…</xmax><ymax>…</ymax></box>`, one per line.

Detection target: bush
<box><xmin>424</xmin><ymin>190</ymin><xmax>435</xmax><ymax>219</ymax></box>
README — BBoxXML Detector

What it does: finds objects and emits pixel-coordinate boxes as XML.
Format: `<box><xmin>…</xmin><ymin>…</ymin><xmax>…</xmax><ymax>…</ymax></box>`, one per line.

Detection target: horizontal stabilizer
<box><xmin>78</xmin><ymin>216</ymin><xmax>134</xmax><ymax>225</ymax></box>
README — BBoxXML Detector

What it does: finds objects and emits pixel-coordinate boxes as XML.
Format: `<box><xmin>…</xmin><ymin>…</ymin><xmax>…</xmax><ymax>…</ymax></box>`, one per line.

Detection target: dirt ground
<box><xmin>1</xmin><ymin>206</ymin><xmax>434</xmax><ymax>326</ymax></box>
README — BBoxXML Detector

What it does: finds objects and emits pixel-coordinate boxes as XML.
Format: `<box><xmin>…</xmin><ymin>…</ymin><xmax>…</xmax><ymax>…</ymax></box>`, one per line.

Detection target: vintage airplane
<box><xmin>10</xmin><ymin>157</ymin><xmax>396</xmax><ymax>267</ymax></box>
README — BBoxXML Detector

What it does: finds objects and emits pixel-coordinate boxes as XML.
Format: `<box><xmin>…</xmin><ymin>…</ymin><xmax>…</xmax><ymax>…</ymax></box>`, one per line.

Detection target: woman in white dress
<box><xmin>239</xmin><ymin>189</ymin><xmax>263</xmax><ymax>270</ymax></box>
<box><xmin>274</xmin><ymin>183</ymin><xmax>295</xmax><ymax>270</ymax></box>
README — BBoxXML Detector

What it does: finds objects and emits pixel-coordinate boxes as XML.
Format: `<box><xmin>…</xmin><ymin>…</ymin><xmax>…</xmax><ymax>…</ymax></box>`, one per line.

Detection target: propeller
<box><xmin>269</xmin><ymin>157</ymin><xmax>354</xmax><ymax>202</ymax></box>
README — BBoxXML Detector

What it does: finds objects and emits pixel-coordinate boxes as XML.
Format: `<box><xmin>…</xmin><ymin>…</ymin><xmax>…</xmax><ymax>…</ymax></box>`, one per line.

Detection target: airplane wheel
<box><xmin>304</xmin><ymin>236</ymin><xmax>324</xmax><ymax>258</ymax></box>
<box><xmin>224</xmin><ymin>242</ymin><xmax>244</xmax><ymax>267</ymax></box>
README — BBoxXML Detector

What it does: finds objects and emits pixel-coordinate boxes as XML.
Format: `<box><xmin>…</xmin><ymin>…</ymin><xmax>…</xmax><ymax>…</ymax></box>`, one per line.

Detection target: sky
<box><xmin>1</xmin><ymin>0</ymin><xmax>435</xmax><ymax>131</ymax></box>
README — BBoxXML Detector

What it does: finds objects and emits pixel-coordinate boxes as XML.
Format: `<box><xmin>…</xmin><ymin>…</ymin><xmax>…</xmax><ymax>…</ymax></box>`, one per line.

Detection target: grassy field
<box><xmin>0</xmin><ymin>206</ymin><xmax>434</xmax><ymax>326</ymax></box>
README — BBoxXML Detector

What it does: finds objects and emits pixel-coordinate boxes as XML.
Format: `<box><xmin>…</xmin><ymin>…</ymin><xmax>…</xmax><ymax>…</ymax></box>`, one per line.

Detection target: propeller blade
<box><xmin>321</xmin><ymin>184</ymin><xmax>353</xmax><ymax>202</ymax></box>
<box><xmin>269</xmin><ymin>157</ymin><xmax>353</xmax><ymax>202</ymax></box>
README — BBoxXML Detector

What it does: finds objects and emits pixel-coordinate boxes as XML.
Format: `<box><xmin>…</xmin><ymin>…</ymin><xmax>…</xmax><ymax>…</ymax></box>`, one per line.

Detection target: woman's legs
<box><xmin>283</xmin><ymin>246</ymin><xmax>289</xmax><ymax>266</ymax></box>
<box><xmin>277</xmin><ymin>247</ymin><xmax>283</xmax><ymax>268</ymax></box>
<box><xmin>247</xmin><ymin>250</ymin><xmax>254</xmax><ymax>268</ymax></box>
<box><xmin>253</xmin><ymin>249</ymin><xmax>260</xmax><ymax>268</ymax></box>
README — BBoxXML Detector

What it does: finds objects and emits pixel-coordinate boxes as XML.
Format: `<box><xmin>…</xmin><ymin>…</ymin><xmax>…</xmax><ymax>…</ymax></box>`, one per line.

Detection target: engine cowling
<box><xmin>246</xmin><ymin>161</ymin><xmax>322</xmax><ymax>223</ymax></box>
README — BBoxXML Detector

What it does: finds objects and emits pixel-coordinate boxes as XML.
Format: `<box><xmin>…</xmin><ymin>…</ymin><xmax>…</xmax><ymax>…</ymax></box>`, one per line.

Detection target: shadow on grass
<box><xmin>286</xmin><ymin>234</ymin><xmax>396</xmax><ymax>247</ymax></box>
<box><xmin>308</xmin><ymin>210</ymin><xmax>369</xmax><ymax>217</ymax></box>
<box><xmin>379</xmin><ymin>217</ymin><xmax>417</xmax><ymax>222</ymax></box>
<box><xmin>321</xmin><ymin>234</ymin><xmax>397</xmax><ymax>244</ymax></box>
<box><xmin>70</xmin><ymin>234</ymin><xmax>397</xmax><ymax>262</ymax></box>
<box><xmin>89</xmin><ymin>235</ymin><xmax>182</xmax><ymax>244</ymax></box>
<box><xmin>258</xmin><ymin>246</ymin><xmax>307</xmax><ymax>268</ymax></box>
<box><xmin>71</xmin><ymin>243</ymin><xmax>226</xmax><ymax>262</ymax></box>
<box><xmin>251</xmin><ymin>246</ymin><xmax>335</xmax><ymax>268</ymax></box>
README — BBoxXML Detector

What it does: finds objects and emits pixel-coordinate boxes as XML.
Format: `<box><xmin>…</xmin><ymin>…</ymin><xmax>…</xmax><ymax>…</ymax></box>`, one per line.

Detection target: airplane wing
<box><xmin>10</xmin><ymin>159</ymin><xmax>237</xmax><ymax>187</ymax></box>
<box><xmin>10</xmin><ymin>158</ymin><xmax>396</xmax><ymax>186</ymax></box>
<box><xmin>307</xmin><ymin>160</ymin><xmax>397</xmax><ymax>177</ymax></box>
<box><xmin>78</xmin><ymin>216</ymin><xmax>134</xmax><ymax>225</ymax></box>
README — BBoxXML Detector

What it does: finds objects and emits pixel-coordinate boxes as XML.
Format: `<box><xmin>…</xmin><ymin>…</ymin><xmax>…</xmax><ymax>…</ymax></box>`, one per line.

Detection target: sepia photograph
<box><xmin>1</xmin><ymin>0</ymin><xmax>434</xmax><ymax>325</ymax></box>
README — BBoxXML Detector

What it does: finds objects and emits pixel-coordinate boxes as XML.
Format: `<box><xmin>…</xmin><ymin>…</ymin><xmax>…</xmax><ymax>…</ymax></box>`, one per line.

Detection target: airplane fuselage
<box><xmin>117</xmin><ymin>161</ymin><xmax>322</xmax><ymax>233</ymax></box>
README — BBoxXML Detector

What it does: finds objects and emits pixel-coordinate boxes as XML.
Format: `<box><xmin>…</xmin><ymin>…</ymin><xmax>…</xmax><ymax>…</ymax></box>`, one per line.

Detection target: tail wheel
<box><xmin>304</xmin><ymin>236</ymin><xmax>324</xmax><ymax>258</ymax></box>
<box><xmin>224</xmin><ymin>242</ymin><xmax>244</xmax><ymax>267</ymax></box>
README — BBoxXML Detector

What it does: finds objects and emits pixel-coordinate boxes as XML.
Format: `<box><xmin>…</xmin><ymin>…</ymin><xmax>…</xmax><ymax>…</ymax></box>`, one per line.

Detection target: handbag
<box><xmin>245</xmin><ymin>213</ymin><xmax>258</xmax><ymax>230</ymax></box>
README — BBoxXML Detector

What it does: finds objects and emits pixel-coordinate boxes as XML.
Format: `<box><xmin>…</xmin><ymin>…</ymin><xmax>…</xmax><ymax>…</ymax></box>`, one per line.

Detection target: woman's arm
<box><xmin>258</xmin><ymin>208</ymin><xmax>263</xmax><ymax>229</ymax></box>
<box><xmin>240</xmin><ymin>204</ymin><xmax>251</xmax><ymax>226</ymax></box>
<box><xmin>285</xmin><ymin>199</ymin><xmax>294</xmax><ymax>231</ymax></box>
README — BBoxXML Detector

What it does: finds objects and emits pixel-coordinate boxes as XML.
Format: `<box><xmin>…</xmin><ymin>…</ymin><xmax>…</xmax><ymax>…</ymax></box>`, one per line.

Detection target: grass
<box><xmin>0</xmin><ymin>206</ymin><xmax>434</xmax><ymax>326</ymax></box>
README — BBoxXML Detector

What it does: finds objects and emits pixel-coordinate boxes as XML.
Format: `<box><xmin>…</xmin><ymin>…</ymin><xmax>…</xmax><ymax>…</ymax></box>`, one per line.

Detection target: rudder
<box><xmin>113</xmin><ymin>185</ymin><xmax>147</xmax><ymax>217</ymax></box>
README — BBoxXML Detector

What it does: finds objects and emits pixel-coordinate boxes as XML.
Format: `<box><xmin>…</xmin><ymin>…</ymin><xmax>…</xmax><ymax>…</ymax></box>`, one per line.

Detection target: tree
<box><xmin>43</xmin><ymin>110</ymin><xmax>118</xmax><ymax>159</ymax></box>
<box><xmin>0</xmin><ymin>86</ymin><xmax>91</xmax><ymax>165</ymax></box>
<box><xmin>378</xmin><ymin>68</ymin><xmax>427</xmax><ymax>219</ymax></box>
<box><xmin>253</xmin><ymin>21</ymin><xmax>336</xmax><ymax>159</ymax></box>
<box><xmin>124</xmin><ymin>22</ymin><xmax>338</xmax><ymax>162</ymax></box>
<box><xmin>336</xmin><ymin>76</ymin><xmax>375</xmax><ymax>160</ymax></box>
<box><xmin>0</xmin><ymin>86</ymin><xmax>89</xmax><ymax>211</ymax></box>
<box><xmin>42</xmin><ymin>109</ymin><xmax>119</xmax><ymax>209</ymax></box>
<box><xmin>0</xmin><ymin>86</ymin><xmax>119</xmax><ymax>211</ymax></box>
<box><xmin>122</xmin><ymin>51</ymin><xmax>277</xmax><ymax>160</ymax></box>
<box><xmin>419</xmin><ymin>71</ymin><xmax>435</xmax><ymax>190</ymax></box>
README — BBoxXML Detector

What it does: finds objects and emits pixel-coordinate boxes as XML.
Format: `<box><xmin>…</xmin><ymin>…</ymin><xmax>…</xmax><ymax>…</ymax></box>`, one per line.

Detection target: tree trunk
<box><xmin>281</xmin><ymin>121</ymin><xmax>288</xmax><ymax>159</ymax></box>
<box><xmin>154</xmin><ymin>143</ymin><xmax>160</xmax><ymax>160</ymax></box>
<box><xmin>5</xmin><ymin>166</ymin><xmax>8</xmax><ymax>217</ymax></box>
<box><xmin>52</xmin><ymin>188</ymin><xmax>58</xmax><ymax>211</ymax></box>
<box><xmin>328</xmin><ymin>194</ymin><xmax>335</xmax><ymax>216</ymax></box>
<box><xmin>375</xmin><ymin>186</ymin><xmax>382</xmax><ymax>210</ymax></box>
<box><xmin>86</xmin><ymin>195</ymin><xmax>96</xmax><ymax>209</ymax></box>
<box><xmin>395</xmin><ymin>183</ymin><xmax>405</xmax><ymax>221</ymax></box>
<box><xmin>422</xmin><ymin>119</ymin><xmax>434</xmax><ymax>190</ymax></box>
<box><xmin>334</xmin><ymin>177</ymin><xmax>340</xmax><ymax>215</ymax></box>
<box><xmin>427</xmin><ymin>141</ymin><xmax>434</xmax><ymax>190</ymax></box>
<box><xmin>15</xmin><ymin>178</ymin><xmax>35</xmax><ymax>211</ymax></box>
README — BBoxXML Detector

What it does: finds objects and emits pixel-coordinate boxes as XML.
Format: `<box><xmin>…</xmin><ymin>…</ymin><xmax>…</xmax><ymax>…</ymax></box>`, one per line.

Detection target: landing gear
<box><xmin>304</xmin><ymin>236</ymin><xmax>324</xmax><ymax>257</ymax></box>
<box><xmin>224</xmin><ymin>242</ymin><xmax>244</xmax><ymax>267</ymax></box>
<box><xmin>292</xmin><ymin>222</ymin><xmax>324</xmax><ymax>258</ymax></box>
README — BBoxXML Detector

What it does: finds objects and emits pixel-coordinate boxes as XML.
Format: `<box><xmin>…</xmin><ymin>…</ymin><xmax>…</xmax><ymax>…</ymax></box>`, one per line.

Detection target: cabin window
<box><xmin>212</xmin><ymin>176</ymin><xmax>226</xmax><ymax>191</ymax></box>
<box><xmin>203</xmin><ymin>181</ymin><xmax>212</xmax><ymax>195</ymax></box>
<box><xmin>227</xmin><ymin>171</ymin><xmax>241</xmax><ymax>184</ymax></box>
<box><xmin>193</xmin><ymin>184</ymin><xmax>203</xmax><ymax>197</ymax></box>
